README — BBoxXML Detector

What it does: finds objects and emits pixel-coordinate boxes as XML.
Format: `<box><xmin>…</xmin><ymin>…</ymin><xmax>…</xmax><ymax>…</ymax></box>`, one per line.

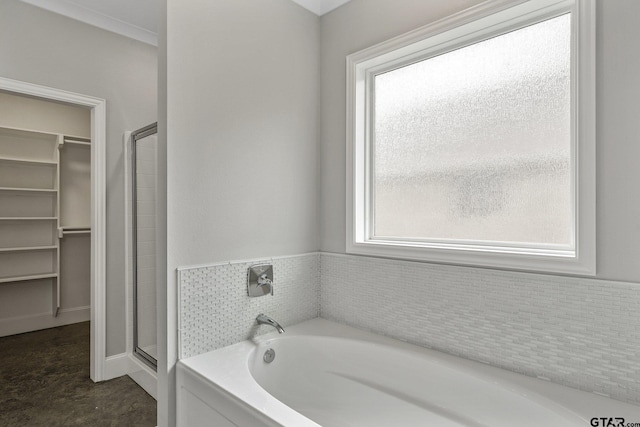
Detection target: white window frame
<box><xmin>346</xmin><ymin>0</ymin><xmax>595</xmax><ymax>275</ymax></box>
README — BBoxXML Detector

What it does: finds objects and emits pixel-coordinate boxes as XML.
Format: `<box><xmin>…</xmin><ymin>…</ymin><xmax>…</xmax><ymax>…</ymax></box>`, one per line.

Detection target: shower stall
<box><xmin>130</xmin><ymin>123</ymin><xmax>158</xmax><ymax>370</ymax></box>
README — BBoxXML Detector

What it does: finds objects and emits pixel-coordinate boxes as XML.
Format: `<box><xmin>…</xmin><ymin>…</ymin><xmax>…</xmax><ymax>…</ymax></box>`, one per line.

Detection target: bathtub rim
<box><xmin>177</xmin><ymin>317</ymin><xmax>640</xmax><ymax>426</ymax></box>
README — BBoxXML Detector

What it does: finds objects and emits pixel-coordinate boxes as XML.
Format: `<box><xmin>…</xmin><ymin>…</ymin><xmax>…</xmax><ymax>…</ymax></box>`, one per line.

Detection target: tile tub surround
<box><xmin>177</xmin><ymin>251</ymin><xmax>640</xmax><ymax>405</ymax></box>
<box><xmin>320</xmin><ymin>253</ymin><xmax>640</xmax><ymax>405</ymax></box>
<box><xmin>178</xmin><ymin>253</ymin><xmax>320</xmax><ymax>359</ymax></box>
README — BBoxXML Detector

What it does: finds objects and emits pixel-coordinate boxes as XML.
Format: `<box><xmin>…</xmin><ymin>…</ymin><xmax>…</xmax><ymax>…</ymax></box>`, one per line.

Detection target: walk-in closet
<box><xmin>0</xmin><ymin>90</ymin><xmax>91</xmax><ymax>337</ymax></box>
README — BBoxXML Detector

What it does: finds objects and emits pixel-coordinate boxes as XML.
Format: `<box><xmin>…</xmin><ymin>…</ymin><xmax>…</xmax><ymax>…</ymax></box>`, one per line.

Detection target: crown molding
<box><xmin>290</xmin><ymin>0</ymin><xmax>351</xmax><ymax>16</ymax></box>
<box><xmin>19</xmin><ymin>0</ymin><xmax>157</xmax><ymax>46</ymax></box>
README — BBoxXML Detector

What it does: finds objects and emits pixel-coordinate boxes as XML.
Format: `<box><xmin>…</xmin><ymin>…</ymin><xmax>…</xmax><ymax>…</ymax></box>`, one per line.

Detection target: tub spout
<box><xmin>256</xmin><ymin>314</ymin><xmax>285</xmax><ymax>334</ymax></box>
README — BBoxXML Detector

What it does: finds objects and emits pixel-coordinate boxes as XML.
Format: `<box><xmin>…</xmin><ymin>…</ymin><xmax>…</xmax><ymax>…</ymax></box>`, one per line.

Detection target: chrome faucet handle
<box><xmin>257</xmin><ymin>273</ymin><xmax>273</xmax><ymax>295</ymax></box>
<box><xmin>257</xmin><ymin>273</ymin><xmax>271</xmax><ymax>286</ymax></box>
<box><xmin>247</xmin><ymin>264</ymin><xmax>274</xmax><ymax>297</ymax></box>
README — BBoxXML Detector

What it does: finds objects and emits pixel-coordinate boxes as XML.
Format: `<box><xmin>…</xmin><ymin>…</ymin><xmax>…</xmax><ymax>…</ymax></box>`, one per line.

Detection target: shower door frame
<box><xmin>131</xmin><ymin>122</ymin><xmax>159</xmax><ymax>370</ymax></box>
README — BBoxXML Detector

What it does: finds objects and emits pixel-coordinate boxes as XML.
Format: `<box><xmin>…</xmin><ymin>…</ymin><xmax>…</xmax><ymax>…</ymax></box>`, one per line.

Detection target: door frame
<box><xmin>0</xmin><ymin>76</ymin><xmax>107</xmax><ymax>381</ymax></box>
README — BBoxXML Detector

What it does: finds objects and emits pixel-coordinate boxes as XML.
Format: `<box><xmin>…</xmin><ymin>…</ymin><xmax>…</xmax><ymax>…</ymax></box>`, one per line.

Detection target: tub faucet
<box><xmin>256</xmin><ymin>314</ymin><xmax>285</xmax><ymax>334</ymax></box>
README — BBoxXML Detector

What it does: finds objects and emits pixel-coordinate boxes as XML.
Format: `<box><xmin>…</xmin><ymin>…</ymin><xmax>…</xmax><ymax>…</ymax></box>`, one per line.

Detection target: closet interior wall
<box><xmin>0</xmin><ymin>90</ymin><xmax>91</xmax><ymax>336</ymax></box>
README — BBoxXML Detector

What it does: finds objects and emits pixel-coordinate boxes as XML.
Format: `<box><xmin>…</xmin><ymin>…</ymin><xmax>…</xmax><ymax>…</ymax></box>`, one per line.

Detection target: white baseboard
<box><xmin>103</xmin><ymin>352</ymin><xmax>130</xmax><ymax>381</ymax></box>
<box><xmin>0</xmin><ymin>306</ymin><xmax>90</xmax><ymax>337</ymax></box>
<box><xmin>128</xmin><ymin>353</ymin><xmax>158</xmax><ymax>399</ymax></box>
<box><xmin>103</xmin><ymin>352</ymin><xmax>158</xmax><ymax>400</ymax></box>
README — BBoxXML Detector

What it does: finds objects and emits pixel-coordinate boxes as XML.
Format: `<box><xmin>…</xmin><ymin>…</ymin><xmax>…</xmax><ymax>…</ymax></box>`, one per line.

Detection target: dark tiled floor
<box><xmin>0</xmin><ymin>322</ymin><xmax>156</xmax><ymax>426</ymax></box>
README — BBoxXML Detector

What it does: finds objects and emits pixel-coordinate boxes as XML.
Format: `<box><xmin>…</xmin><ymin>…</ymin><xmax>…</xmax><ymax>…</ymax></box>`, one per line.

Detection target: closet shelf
<box><xmin>0</xmin><ymin>125</ymin><xmax>58</xmax><ymax>138</ymax></box>
<box><xmin>0</xmin><ymin>124</ymin><xmax>91</xmax><ymax>319</ymax></box>
<box><xmin>0</xmin><ymin>124</ymin><xmax>90</xmax><ymax>320</ymax></box>
<box><xmin>0</xmin><ymin>156</ymin><xmax>57</xmax><ymax>166</ymax></box>
<box><xmin>0</xmin><ymin>246</ymin><xmax>57</xmax><ymax>253</ymax></box>
<box><xmin>0</xmin><ymin>273</ymin><xmax>58</xmax><ymax>284</ymax></box>
<box><xmin>0</xmin><ymin>217</ymin><xmax>57</xmax><ymax>221</ymax></box>
<box><xmin>61</xmin><ymin>230</ymin><xmax>91</xmax><ymax>235</ymax></box>
<box><xmin>62</xmin><ymin>137</ymin><xmax>91</xmax><ymax>146</ymax></box>
<box><xmin>0</xmin><ymin>187</ymin><xmax>57</xmax><ymax>193</ymax></box>
<box><xmin>58</xmin><ymin>226</ymin><xmax>91</xmax><ymax>237</ymax></box>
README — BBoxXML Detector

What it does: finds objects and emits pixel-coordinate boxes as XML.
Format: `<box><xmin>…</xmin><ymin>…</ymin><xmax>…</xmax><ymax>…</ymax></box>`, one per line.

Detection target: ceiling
<box><xmin>290</xmin><ymin>0</ymin><xmax>351</xmax><ymax>16</ymax></box>
<box><xmin>19</xmin><ymin>0</ymin><xmax>352</xmax><ymax>46</ymax></box>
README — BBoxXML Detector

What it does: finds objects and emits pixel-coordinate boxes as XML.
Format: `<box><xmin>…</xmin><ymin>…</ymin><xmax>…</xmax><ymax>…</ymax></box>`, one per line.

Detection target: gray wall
<box><xmin>319</xmin><ymin>0</ymin><xmax>640</xmax><ymax>283</ymax></box>
<box><xmin>163</xmin><ymin>0</ymin><xmax>319</xmax><ymax>424</ymax></box>
<box><xmin>166</xmin><ymin>0</ymin><xmax>319</xmax><ymax>268</ymax></box>
<box><xmin>0</xmin><ymin>0</ymin><xmax>158</xmax><ymax>356</ymax></box>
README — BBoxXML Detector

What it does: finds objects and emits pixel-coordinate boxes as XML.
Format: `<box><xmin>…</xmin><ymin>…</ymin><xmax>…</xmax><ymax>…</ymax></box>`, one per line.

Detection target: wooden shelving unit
<box><xmin>0</xmin><ymin>125</ymin><xmax>90</xmax><ymax>317</ymax></box>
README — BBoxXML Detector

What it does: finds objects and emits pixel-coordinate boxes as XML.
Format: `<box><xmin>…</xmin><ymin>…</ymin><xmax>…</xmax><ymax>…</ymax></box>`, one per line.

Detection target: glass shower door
<box><xmin>132</xmin><ymin>123</ymin><xmax>157</xmax><ymax>369</ymax></box>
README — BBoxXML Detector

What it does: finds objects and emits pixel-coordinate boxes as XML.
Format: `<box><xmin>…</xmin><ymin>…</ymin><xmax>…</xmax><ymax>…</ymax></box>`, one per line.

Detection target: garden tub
<box><xmin>176</xmin><ymin>318</ymin><xmax>640</xmax><ymax>426</ymax></box>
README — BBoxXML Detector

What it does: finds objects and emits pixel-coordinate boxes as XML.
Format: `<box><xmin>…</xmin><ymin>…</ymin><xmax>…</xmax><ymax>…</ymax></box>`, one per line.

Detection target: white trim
<box><xmin>128</xmin><ymin>353</ymin><xmax>158</xmax><ymax>399</ymax></box>
<box><xmin>91</xmin><ymin>92</ymin><xmax>108</xmax><ymax>383</ymax></box>
<box><xmin>0</xmin><ymin>306</ymin><xmax>90</xmax><ymax>337</ymax></box>
<box><xmin>289</xmin><ymin>0</ymin><xmax>351</xmax><ymax>16</ymax></box>
<box><xmin>346</xmin><ymin>0</ymin><xmax>596</xmax><ymax>276</ymax></box>
<box><xmin>573</xmin><ymin>0</ymin><xmax>597</xmax><ymax>277</ymax></box>
<box><xmin>19</xmin><ymin>0</ymin><xmax>157</xmax><ymax>46</ymax></box>
<box><xmin>124</xmin><ymin>131</ymin><xmax>133</xmax><ymax>359</ymax></box>
<box><xmin>103</xmin><ymin>352</ymin><xmax>130</xmax><ymax>381</ymax></box>
<box><xmin>0</xmin><ymin>77</ymin><xmax>108</xmax><ymax>381</ymax></box>
<box><xmin>175</xmin><ymin>251</ymin><xmax>320</xmax><ymax>272</ymax></box>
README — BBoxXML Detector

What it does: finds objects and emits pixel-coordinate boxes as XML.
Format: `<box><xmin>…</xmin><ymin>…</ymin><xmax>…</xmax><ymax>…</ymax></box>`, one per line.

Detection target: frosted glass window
<box><xmin>372</xmin><ymin>14</ymin><xmax>572</xmax><ymax>248</ymax></box>
<box><xmin>348</xmin><ymin>0</ymin><xmax>596</xmax><ymax>275</ymax></box>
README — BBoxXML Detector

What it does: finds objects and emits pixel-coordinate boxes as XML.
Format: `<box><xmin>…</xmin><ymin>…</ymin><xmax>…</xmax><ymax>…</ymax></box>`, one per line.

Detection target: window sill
<box><xmin>346</xmin><ymin>239</ymin><xmax>595</xmax><ymax>276</ymax></box>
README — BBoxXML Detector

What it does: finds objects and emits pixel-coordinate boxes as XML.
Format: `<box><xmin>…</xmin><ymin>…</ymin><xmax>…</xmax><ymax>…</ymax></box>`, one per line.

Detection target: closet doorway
<box><xmin>0</xmin><ymin>77</ymin><xmax>107</xmax><ymax>382</ymax></box>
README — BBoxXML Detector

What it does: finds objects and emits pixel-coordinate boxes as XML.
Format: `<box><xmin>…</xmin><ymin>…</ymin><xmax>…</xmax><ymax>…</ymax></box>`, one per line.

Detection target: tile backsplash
<box><xmin>321</xmin><ymin>253</ymin><xmax>640</xmax><ymax>405</ymax></box>
<box><xmin>177</xmin><ymin>251</ymin><xmax>640</xmax><ymax>404</ymax></box>
<box><xmin>178</xmin><ymin>253</ymin><xmax>319</xmax><ymax>359</ymax></box>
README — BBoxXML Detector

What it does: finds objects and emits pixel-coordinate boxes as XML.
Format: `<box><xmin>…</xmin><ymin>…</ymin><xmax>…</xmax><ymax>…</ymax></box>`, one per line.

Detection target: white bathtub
<box><xmin>176</xmin><ymin>318</ymin><xmax>640</xmax><ymax>426</ymax></box>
